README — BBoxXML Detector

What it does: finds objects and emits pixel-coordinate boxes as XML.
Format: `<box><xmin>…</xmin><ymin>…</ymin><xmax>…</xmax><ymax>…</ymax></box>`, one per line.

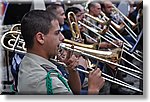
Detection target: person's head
<box><xmin>88</xmin><ymin>2</ymin><xmax>101</xmax><ymax>17</ymax></box>
<box><xmin>65</xmin><ymin>7</ymin><xmax>83</xmax><ymax>22</ymax></box>
<box><xmin>46</xmin><ymin>4</ymin><xmax>66</xmax><ymax>26</ymax></box>
<box><xmin>21</xmin><ymin>10</ymin><xmax>64</xmax><ymax>59</ymax></box>
<box><xmin>101</xmin><ymin>0</ymin><xmax>113</xmax><ymax>16</ymax></box>
<box><xmin>72</xmin><ymin>4</ymin><xmax>85</xmax><ymax>22</ymax></box>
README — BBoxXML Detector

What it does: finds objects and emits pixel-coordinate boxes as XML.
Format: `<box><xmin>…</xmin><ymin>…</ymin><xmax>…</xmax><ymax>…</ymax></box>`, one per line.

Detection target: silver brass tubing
<box><xmin>136</xmin><ymin>50</ymin><xmax>143</xmax><ymax>55</ymax></box>
<box><xmin>120</xmin><ymin>18</ymin><xmax>138</xmax><ymax>38</ymax></box>
<box><xmin>118</xmin><ymin>68</ymin><xmax>142</xmax><ymax>80</ymax></box>
<box><xmin>1</xmin><ymin>31</ymin><xmax>26</xmax><ymax>54</ymax></box>
<box><xmin>75</xmin><ymin>68</ymin><xmax>142</xmax><ymax>93</ymax></box>
<box><xmin>133</xmin><ymin>51</ymin><xmax>143</xmax><ymax>58</ymax></box>
<box><xmin>121</xmin><ymin>57</ymin><xmax>142</xmax><ymax>71</ymax></box>
<box><xmin>123</xmin><ymin>49</ymin><xmax>143</xmax><ymax>63</ymax></box>
<box><xmin>78</xmin><ymin>21</ymin><xmax>119</xmax><ymax>48</ymax></box>
<box><xmin>112</xmin><ymin>5</ymin><xmax>137</xmax><ymax>38</ymax></box>
<box><xmin>123</xmin><ymin>44</ymin><xmax>143</xmax><ymax>60</ymax></box>
<box><xmin>104</xmin><ymin>34</ymin><xmax>115</xmax><ymax>42</ymax></box>
<box><xmin>83</xmin><ymin>18</ymin><xmax>101</xmax><ymax>31</ymax></box>
<box><xmin>124</xmin><ymin>27</ymin><xmax>137</xmax><ymax>42</ymax></box>
<box><xmin>82</xmin><ymin>32</ymin><xmax>97</xmax><ymax>43</ymax></box>
<box><xmin>60</xmin><ymin>44</ymin><xmax>143</xmax><ymax>75</ymax></box>
<box><xmin>110</xmin><ymin>25</ymin><xmax>133</xmax><ymax>48</ymax></box>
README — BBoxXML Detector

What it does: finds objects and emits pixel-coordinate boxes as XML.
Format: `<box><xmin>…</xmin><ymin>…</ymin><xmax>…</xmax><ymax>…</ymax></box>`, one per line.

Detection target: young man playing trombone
<box><xmin>18</xmin><ymin>9</ymin><xmax>105</xmax><ymax>95</ymax></box>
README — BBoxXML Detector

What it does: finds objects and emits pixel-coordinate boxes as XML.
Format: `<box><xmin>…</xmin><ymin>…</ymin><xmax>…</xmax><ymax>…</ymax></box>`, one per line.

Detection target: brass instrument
<box><xmin>66</xmin><ymin>12</ymin><xmax>142</xmax><ymax>79</ymax></box>
<box><xmin>100</xmin><ymin>11</ymin><xmax>125</xmax><ymax>32</ymax></box>
<box><xmin>68</xmin><ymin>12</ymin><xmax>82</xmax><ymax>40</ymax></box>
<box><xmin>84</xmin><ymin>13</ymin><xmax>111</xmax><ymax>34</ymax></box>
<box><xmin>84</xmin><ymin>11</ymin><xmax>142</xmax><ymax>60</ymax></box>
<box><xmin>60</xmin><ymin>43</ymin><xmax>142</xmax><ymax>73</ymax></box>
<box><xmin>112</xmin><ymin>5</ymin><xmax>138</xmax><ymax>41</ymax></box>
<box><xmin>79</xmin><ymin>20</ymin><xmax>142</xmax><ymax>62</ymax></box>
<box><xmin>110</xmin><ymin>5</ymin><xmax>143</xmax><ymax>58</ymax></box>
<box><xmin>61</xmin><ymin>42</ymin><xmax>121</xmax><ymax>62</ymax></box>
<box><xmin>1</xmin><ymin>30</ymin><xmax>26</xmax><ymax>54</ymax></box>
<box><xmin>64</xmin><ymin>39</ymin><xmax>97</xmax><ymax>49</ymax></box>
<box><xmin>112</xmin><ymin>5</ymin><xmax>137</xmax><ymax>28</ymax></box>
<box><xmin>51</xmin><ymin>57</ymin><xmax>142</xmax><ymax>93</ymax></box>
<box><xmin>67</xmin><ymin>14</ymin><xmax>143</xmax><ymax>70</ymax></box>
<box><xmin>10</xmin><ymin>24</ymin><xmax>21</xmax><ymax>31</ymax></box>
<box><xmin>1</xmin><ymin>28</ymin><xmax>143</xmax><ymax>93</ymax></box>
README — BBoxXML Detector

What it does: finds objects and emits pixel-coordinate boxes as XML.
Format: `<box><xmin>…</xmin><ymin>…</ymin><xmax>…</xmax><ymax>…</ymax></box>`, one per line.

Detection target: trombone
<box><xmin>83</xmin><ymin>12</ymin><xmax>142</xmax><ymax>58</ymax></box>
<box><xmin>68</xmin><ymin>12</ymin><xmax>82</xmax><ymax>41</ymax></box>
<box><xmin>100</xmin><ymin>10</ymin><xmax>143</xmax><ymax>57</ymax></box>
<box><xmin>59</xmin><ymin>43</ymin><xmax>142</xmax><ymax>93</ymax></box>
<box><xmin>1</xmin><ymin>30</ymin><xmax>26</xmax><ymax>54</ymax></box>
<box><xmin>60</xmin><ymin>43</ymin><xmax>142</xmax><ymax>75</ymax></box>
<box><xmin>67</xmin><ymin>12</ymin><xmax>143</xmax><ymax>78</ymax></box>
<box><xmin>78</xmin><ymin>21</ymin><xmax>143</xmax><ymax>63</ymax></box>
<box><xmin>0</xmin><ymin>28</ymin><xmax>142</xmax><ymax>93</ymax></box>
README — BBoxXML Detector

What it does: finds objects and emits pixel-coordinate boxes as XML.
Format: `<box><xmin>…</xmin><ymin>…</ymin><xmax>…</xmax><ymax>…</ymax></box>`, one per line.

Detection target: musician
<box><xmin>18</xmin><ymin>10</ymin><xmax>105</xmax><ymax>95</ymax></box>
<box><xmin>46</xmin><ymin>4</ymin><xmax>87</xmax><ymax>93</ymax></box>
<box><xmin>86</xmin><ymin>1</ymin><xmax>102</xmax><ymax>43</ymax></box>
<box><xmin>46</xmin><ymin>3</ymin><xmax>66</xmax><ymax>27</ymax></box>
<box><xmin>101</xmin><ymin>0</ymin><xmax>135</xmax><ymax>45</ymax></box>
<box><xmin>46</xmin><ymin>4</ymin><xmax>88</xmax><ymax>91</ymax></box>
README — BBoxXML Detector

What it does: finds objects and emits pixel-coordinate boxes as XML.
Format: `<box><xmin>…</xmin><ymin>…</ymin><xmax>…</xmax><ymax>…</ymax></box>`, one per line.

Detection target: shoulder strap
<box><xmin>41</xmin><ymin>64</ymin><xmax>71</xmax><ymax>95</ymax></box>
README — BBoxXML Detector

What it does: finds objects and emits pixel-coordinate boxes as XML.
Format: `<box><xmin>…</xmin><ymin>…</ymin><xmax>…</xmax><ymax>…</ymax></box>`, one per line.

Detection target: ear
<box><xmin>35</xmin><ymin>32</ymin><xmax>45</xmax><ymax>45</ymax></box>
<box><xmin>91</xmin><ymin>6</ymin><xmax>94</xmax><ymax>12</ymax></box>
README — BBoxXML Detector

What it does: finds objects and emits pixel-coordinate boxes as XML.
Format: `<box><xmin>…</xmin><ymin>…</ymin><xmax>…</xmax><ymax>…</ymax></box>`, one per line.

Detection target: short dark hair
<box><xmin>65</xmin><ymin>7</ymin><xmax>81</xmax><ymax>19</ymax></box>
<box><xmin>88</xmin><ymin>1</ymin><xmax>101</xmax><ymax>11</ymax></box>
<box><xmin>21</xmin><ymin>10</ymin><xmax>56</xmax><ymax>48</ymax></box>
<box><xmin>46</xmin><ymin>4</ymin><xmax>63</xmax><ymax>16</ymax></box>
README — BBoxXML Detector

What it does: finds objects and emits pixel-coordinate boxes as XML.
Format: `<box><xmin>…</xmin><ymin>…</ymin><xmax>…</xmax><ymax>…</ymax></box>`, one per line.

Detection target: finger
<box><xmin>98</xmin><ymin>70</ymin><xmax>102</xmax><ymax>77</ymax></box>
<box><xmin>66</xmin><ymin>46</ymin><xmax>74</xmax><ymax>60</ymax></box>
<box><xmin>91</xmin><ymin>68</ymin><xmax>100</xmax><ymax>75</ymax></box>
<box><xmin>67</xmin><ymin>60</ymin><xmax>79</xmax><ymax>70</ymax></box>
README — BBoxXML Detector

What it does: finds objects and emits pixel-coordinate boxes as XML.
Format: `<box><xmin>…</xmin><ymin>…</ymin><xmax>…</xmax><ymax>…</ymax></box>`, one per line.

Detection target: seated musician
<box><xmin>46</xmin><ymin>3</ymin><xmax>120</xmax><ymax>94</ymax></box>
<box><xmin>85</xmin><ymin>1</ymin><xmax>122</xmax><ymax>48</ymax></box>
<box><xmin>46</xmin><ymin>4</ymin><xmax>90</xmax><ymax>94</ymax></box>
<box><xmin>18</xmin><ymin>10</ymin><xmax>105</xmax><ymax>95</ymax></box>
<box><xmin>101</xmin><ymin>0</ymin><xmax>135</xmax><ymax>45</ymax></box>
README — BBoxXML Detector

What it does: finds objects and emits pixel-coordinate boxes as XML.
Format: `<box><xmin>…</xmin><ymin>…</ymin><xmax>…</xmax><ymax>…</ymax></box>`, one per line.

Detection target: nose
<box><xmin>63</xmin><ymin>15</ymin><xmax>66</xmax><ymax>19</ymax></box>
<box><xmin>59</xmin><ymin>32</ymin><xmax>65</xmax><ymax>42</ymax></box>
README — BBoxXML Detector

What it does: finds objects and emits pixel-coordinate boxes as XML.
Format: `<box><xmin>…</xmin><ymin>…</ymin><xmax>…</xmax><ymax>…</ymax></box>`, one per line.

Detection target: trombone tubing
<box><xmin>60</xmin><ymin>44</ymin><xmax>143</xmax><ymax>75</ymax></box>
<box><xmin>112</xmin><ymin>5</ymin><xmax>137</xmax><ymax>32</ymax></box>
<box><xmin>78</xmin><ymin>21</ymin><xmax>119</xmax><ymax>48</ymax></box>
<box><xmin>75</xmin><ymin>68</ymin><xmax>142</xmax><ymax>93</ymax></box>
<box><xmin>79</xmin><ymin>21</ymin><xmax>142</xmax><ymax>62</ymax></box>
<box><xmin>1</xmin><ymin>31</ymin><xmax>26</xmax><ymax>54</ymax></box>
